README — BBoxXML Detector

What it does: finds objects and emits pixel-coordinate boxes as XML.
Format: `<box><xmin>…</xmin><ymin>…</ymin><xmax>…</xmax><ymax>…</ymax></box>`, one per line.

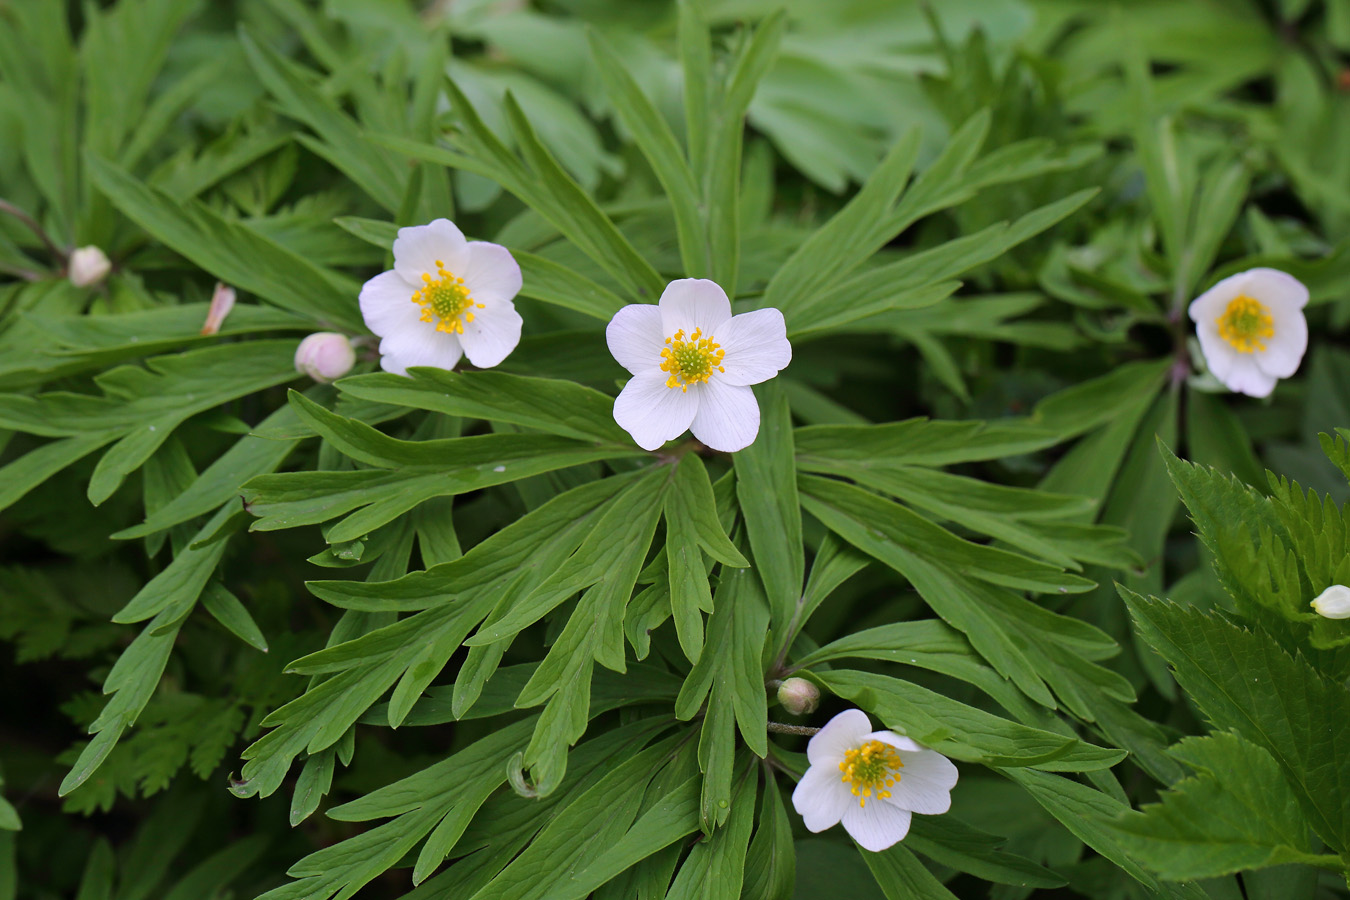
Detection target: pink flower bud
<box><xmin>295</xmin><ymin>332</ymin><xmax>355</xmax><ymax>382</ymax></box>
<box><xmin>200</xmin><ymin>282</ymin><xmax>237</xmax><ymax>335</ymax></box>
<box><xmin>68</xmin><ymin>246</ymin><xmax>111</xmax><ymax>287</ymax></box>
<box><xmin>777</xmin><ymin>677</ymin><xmax>820</xmax><ymax>716</ymax></box>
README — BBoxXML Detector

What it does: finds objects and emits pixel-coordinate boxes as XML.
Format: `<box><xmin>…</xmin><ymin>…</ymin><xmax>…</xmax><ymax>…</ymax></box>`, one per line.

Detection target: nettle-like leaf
<box><xmin>1113</xmin><ymin>732</ymin><xmax>1339</xmax><ymax>879</ymax></box>
<box><xmin>1123</xmin><ymin>591</ymin><xmax>1350</xmax><ymax>859</ymax></box>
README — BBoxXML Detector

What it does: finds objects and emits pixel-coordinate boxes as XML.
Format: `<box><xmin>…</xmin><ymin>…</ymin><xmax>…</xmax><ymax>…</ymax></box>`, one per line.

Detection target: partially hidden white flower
<box><xmin>605</xmin><ymin>279</ymin><xmax>791</xmax><ymax>453</ymax></box>
<box><xmin>1311</xmin><ymin>584</ymin><xmax>1350</xmax><ymax>619</ymax></box>
<box><xmin>68</xmin><ymin>245</ymin><xmax>111</xmax><ymax>287</ymax></box>
<box><xmin>358</xmin><ymin>219</ymin><xmax>523</xmax><ymax>376</ymax></box>
<box><xmin>792</xmin><ymin>709</ymin><xmax>958</xmax><ymax>853</ymax></box>
<box><xmin>1189</xmin><ymin>267</ymin><xmax>1309</xmax><ymax>399</ymax></box>
<box><xmin>295</xmin><ymin>332</ymin><xmax>356</xmax><ymax>382</ymax></box>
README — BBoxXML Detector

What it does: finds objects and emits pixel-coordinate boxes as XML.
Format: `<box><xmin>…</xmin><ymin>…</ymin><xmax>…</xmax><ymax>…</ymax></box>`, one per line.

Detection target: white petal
<box><xmin>378</xmin><ymin>325</ymin><xmax>463</xmax><ymax>376</ymax></box>
<box><xmin>612</xmin><ymin>369</ymin><xmax>699</xmax><ymax>451</ymax></box>
<box><xmin>606</xmin><ymin>304</ymin><xmax>666</xmax><ymax>375</ymax></box>
<box><xmin>890</xmin><ymin>749</ymin><xmax>958</xmax><ymax>815</ymax></box>
<box><xmin>1243</xmin><ymin>267</ymin><xmax>1309</xmax><ymax>310</ymax></box>
<box><xmin>807</xmin><ymin>709</ymin><xmax>873</xmax><ymax>767</ymax></box>
<box><xmin>715</xmin><ymin>307</ymin><xmax>792</xmax><ymax>386</ymax></box>
<box><xmin>460</xmin><ymin>240</ymin><xmax>522</xmax><ymax>305</ymax></box>
<box><xmin>1188</xmin><ymin>270</ymin><xmax>1248</xmax><ymax>325</ymax></box>
<box><xmin>659</xmin><ymin>279</ymin><xmax>732</xmax><ymax>338</ymax></box>
<box><xmin>393</xmin><ymin>219</ymin><xmax>468</xmax><ymax>285</ymax></box>
<box><xmin>791</xmin><ymin>764</ymin><xmax>851</xmax><ymax>833</ymax></box>
<box><xmin>1221</xmin><ymin>357</ymin><xmax>1278</xmax><ymax>398</ymax></box>
<box><xmin>359</xmin><ymin>270</ymin><xmax>421</xmax><ymax>338</ymax></box>
<box><xmin>869</xmin><ymin>730</ymin><xmax>922</xmax><ymax>753</ymax></box>
<box><xmin>459</xmin><ymin>300</ymin><xmax>523</xmax><ymax>368</ymax></box>
<box><xmin>841</xmin><ymin>798</ymin><xmax>913</xmax><ymax>852</ymax></box>
<box><xmin>689</xmin><ymin>380</ymin><xmax>760</xmax><ymax>452</ymax></box>
<box><xmin>1312</xmin><ymin>585</ymin><xmax>1350</xmax><ymax>619</ymax></box>
<box><xmin>1255</xmin><ymin>304</ymin><xmax>1307</xmax><ymax>379</ymax></box>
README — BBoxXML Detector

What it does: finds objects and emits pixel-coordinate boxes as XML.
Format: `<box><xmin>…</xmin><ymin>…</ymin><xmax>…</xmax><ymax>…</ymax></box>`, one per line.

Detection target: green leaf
<box><xmin>1002</xmin><ymin>767</ymin><xmax>1207</xmax><ymax>896</ymax></box>
<box><xmin>334</xmin><ymin>369</ymin><xmax>627</xmax><ymax>444</ymax></box>
<box><xmin>540</xmin><ymin>776</ymin><xmax>702</xmax><ymax>900</ymax></box>
<box><xmin>816</xmin><ymin>670</ymin><xmax>1123</xmax><ymax>771</ymax></box>
<box><xmin>735</xmin><ymin>381</ymin><xmax>803</xmax><ymax>633</ymax></box>
<box><xmin>861</xmin><ymin>842</ymin><xmax>960</xmax><ymax>900</ymax></box>
<box><xmin>799</xmin><ymin>475</ymin><xmax>1094</xmax><ymax>595</ymax></box>
<box><xmin>742</xmin><ymin>776</ymin><xmax>794</xmax><ymax>900</ymax></box>
<box><xmin>588</xmin><ymin>30</ymin><xmax>706</xmax><ymax>278</ymax></box>
<box><xmin>1113</xmin><ymin>732</ymin><xmax>1338</xmax><ymax>879</ymax></box>
<box><xmin>665</xmin><ymin>775</ymin><xmax>756</xmax><ymax>899</ymax></box>
<box><xmin>904</xmin><ymin>815</ymin><xmax>1066</xmax><ymax>889</ymax></box>
<box><xmin>1123</xmin><ymin>591</ymin><xmax>1350</xmax><ymax>855</ymax></box>
<box><xmin>239</xmin><ymin>29</ymin><xmax>405</xmax><ymax>212</ymax></box>
<box><xmin>200</xmin><ymin>582</ymin><xmax>268</xmax><ymax>652</ymax></box>
<box><xmin>59</xmin><ymin>609</ymin><xmax>184</xmax><ymax>795</ymax></box>
<box><xmin>86</xmin><ymin>157</ymin><xmax>363</xmax><ymax>330</ymax></box>
<box><xmin>665</xmin><ymin>453</ymin><xmax>748</xmax><ymax>660</ymax></box>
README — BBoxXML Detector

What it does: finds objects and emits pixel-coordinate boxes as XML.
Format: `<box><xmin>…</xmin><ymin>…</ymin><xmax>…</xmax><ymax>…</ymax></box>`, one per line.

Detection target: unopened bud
<box><xmin>777</xmin><ymin>677</ymin><xmax>820</xmax><ymax>716</ymax></box>
<box><xmin>200</xmin><ymin>282</ymin><xmax>237</xmax><ymax>335</ymax></box>
<box><xmin>1311</xmin><ymin>584</ymin><xmax>1350</xmax><ymax>619</ymax></box>
<box><xmin>68</xmin><ymin>245</ymin><xmax>111</xmax><ymax>287</ymax></box>
<box><xmin>295</xmin><ymin>332</ymin><xmax>355</xmax><ymax>382</ymax></box>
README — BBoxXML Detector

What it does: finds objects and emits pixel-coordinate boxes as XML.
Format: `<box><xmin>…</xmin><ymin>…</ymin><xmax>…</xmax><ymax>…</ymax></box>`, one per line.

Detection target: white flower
<box><xmin>295</xmin><ymin>332</ymin><xmax>356</xmax><ymax>382</ymax></box>
<box><xmin>605</xmin><ymin>279</ymin><xmax>791</xmax><ymax>452</ymax></box>
<box><xmin>358</xmin><ymin>219</ymin><xmax>523</xmax><ymax>376</ymax></box>
<box><xmin>1189</xmin><ymin>267</ymin><xmax>1309</xmax><ymax>398</ymax></box>
<box><xmin>792</xmin><ymin>709</ymin><xmax>958</xmax><ymax>853</ymax></box>
<box><xmin>1311</xmin><ymin>584</ymin><xmax>1350</xmax><ymax>619</ymax></box>
<box><xmin>68</xmin><ymin>245</ymin><xmax>111</xmax><ymax>287</ymax></box>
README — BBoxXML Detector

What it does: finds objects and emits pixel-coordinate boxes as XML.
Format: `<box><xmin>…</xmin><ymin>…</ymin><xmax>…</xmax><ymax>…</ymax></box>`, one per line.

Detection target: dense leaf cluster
<box><xmin>2</xmin><ymin>2</ymin><xmax>1349</xmax><ymax>899</ymax></box>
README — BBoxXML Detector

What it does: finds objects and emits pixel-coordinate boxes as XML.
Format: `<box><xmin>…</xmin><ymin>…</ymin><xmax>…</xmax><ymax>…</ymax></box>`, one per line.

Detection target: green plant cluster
<box><xmin>1</xmin><ymin>1</ymin><xmax>1349</xmax><ymax>899</ymax></box>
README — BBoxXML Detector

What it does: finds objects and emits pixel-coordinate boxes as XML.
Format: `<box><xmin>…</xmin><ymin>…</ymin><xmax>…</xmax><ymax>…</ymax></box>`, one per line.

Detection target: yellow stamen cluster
<box><xmin>1216</xmin><ymin>294</ymin><xmax>1275</xmax><ymax>354</ymax></box>
<box><xmin>839</xmin><ymin>740</ymin><xmax>904</xmax><ymax>808</ymax></box>
<box><xmin>660</xmin><ymin>328</ymin><xmax>725</xmax><ymax>392</ymax></box>
<box><xmin>411</xmin><ymin>260</ymin><xmax>485</xmax><ymax>334</ymax></box>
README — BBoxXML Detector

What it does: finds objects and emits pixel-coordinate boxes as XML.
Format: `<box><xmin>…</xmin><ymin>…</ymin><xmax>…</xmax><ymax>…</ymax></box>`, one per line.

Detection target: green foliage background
<box><xmin>1</xmin><ymin>0</ymin><xmax>1349</xmax><ymax>898</ymax></box>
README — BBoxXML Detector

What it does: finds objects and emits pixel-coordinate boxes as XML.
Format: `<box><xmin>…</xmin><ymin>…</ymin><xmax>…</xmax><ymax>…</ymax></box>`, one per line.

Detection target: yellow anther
<box><xmin>410</xmin><ymin>261</ymin><xmax>484</xmax><ymax>334</ymax></box>
<box><xmin>659</xmin><ymin>327</ymin><xmax>725</xmax><ymax>392</ymax></box>
<box><xmin>1216</xmin><ymin>294</ymin><xmax>1275</xmax><ymax>354</ymax></box>
<box><xmin>839</xmin><ymin>740</ymin><xmax>904</xmax><ymax>809</ymax></box>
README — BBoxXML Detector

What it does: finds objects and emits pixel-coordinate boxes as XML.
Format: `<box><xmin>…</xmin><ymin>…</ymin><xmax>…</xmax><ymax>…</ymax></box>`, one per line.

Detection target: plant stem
<box><xmin>0</xmin><ymin>198</ymin><xmax>66</xmax><ymax>263</ymax></box>
<box><xmin>767</xmin><ymin>722</ymin><xmax>818</xmax><ymax>736</ymax></box>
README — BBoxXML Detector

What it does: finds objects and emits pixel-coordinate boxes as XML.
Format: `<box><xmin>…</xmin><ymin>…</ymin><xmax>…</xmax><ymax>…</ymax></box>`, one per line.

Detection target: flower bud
<box><xmin>68</xmin><ymin>245</ymin><xmax>111</xmax><ymax>287</ymax></box>
<box><xmin>200</xmin><ymin>282</ymin><xmax>237</xmax><ymax>335</ymax></box>
<box><xmin>777</xmin><ymin>677</ymin><xmax>820</xmax><ymax>716</ymax></box>
<box><xmin>295</xmin><ymin>332</ymin><xmax>355</xmax><ymax>383</ymax></box>
<box><xmin>1311</xmin><ymin>584</ymin><xmax>1350</xmax><ymax>620</ymax></box>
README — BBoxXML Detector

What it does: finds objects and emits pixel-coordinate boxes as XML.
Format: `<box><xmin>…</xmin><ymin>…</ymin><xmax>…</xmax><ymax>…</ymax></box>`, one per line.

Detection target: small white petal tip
<box><xmin>1311</xmin><ymin>584</ymin><xmax>1350</xmax><ymax>619</ymax></box>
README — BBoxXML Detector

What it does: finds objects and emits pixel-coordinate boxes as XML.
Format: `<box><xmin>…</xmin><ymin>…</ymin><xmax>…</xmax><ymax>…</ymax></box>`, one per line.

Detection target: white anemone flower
<box><xmin>792</xmin><ymin>709</ymin><xmax>958</xmax><ymax>853</ymax></box>
<box><xmin>1189</xmin><ymin>267</ymin><xmax>1309</xmax><ymax>398</ymax></box>
<box><xmin>358</xmin><ymin>219</ymin><xmax>523</xmax><ymax>376</ymax></box>
<box><xmin>1311</xmin><ymin>584</ymin><xmax>1350</xmax><ymax>619</ymax></box>
<box><xmin>605</xmin><ymin>279</ymin><xmax>791</xmax><ymax>452</ymax></box>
